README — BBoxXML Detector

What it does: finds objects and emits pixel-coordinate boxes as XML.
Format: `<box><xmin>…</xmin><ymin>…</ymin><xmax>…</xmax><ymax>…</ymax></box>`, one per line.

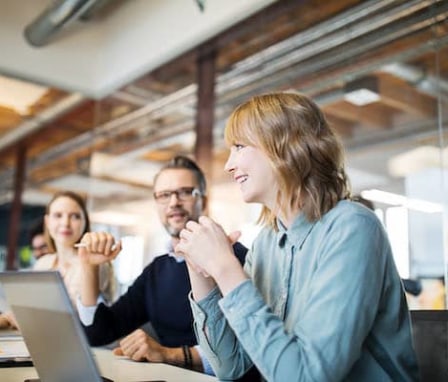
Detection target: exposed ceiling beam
<box><xmin>0</xmin><ymin>106</ymin><xmax>22</xmax><ymax>130</ymax></box>
<box><xmin>378</xmin><ymin>76</ymin><xmax>437</xmax><ymax>116</ymax></box>
<box><xmin>323</xmin><ymin>102</ymin><xmax>392</xmax><ymax>128</ymax></box>
<box><xmin>0</xmin><ymin>93</ymin><xmax>85</xmax><ymax>154</ymax></box>
<box><xmin>325</xmin><ymin>115</ymin><xmax>356</xmax><ymax>137</ymax></box>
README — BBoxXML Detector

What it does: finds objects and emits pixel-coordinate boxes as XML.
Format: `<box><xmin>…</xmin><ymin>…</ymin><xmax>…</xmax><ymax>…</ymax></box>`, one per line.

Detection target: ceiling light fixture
<box><xmin>344</xmin><ymin>75</ymin><xmax>381</xmax><ymax>106</ymax></box>
<box><xmin>360</xmin><ymin>189</ymin><xmax>443</xmax><ymax>213</ymax></box>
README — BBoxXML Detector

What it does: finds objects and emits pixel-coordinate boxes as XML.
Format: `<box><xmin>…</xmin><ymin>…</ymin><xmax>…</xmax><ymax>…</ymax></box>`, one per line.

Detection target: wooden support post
<box><xmin>6</xmin><ymin>145</ymin><xmax>26</xmax><ymax>270</ymax></box>
<box><xmin>194</xmin><ymin>47</ymin><xmax>217</xmax><ymax>179</ymax></box>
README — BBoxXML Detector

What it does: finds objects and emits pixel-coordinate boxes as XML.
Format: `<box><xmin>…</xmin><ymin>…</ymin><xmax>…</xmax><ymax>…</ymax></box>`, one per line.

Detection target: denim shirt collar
<box><xmin>276</xmin><ymin>212</ymin><xmax>316</xmax><ymax>250</ymax></box>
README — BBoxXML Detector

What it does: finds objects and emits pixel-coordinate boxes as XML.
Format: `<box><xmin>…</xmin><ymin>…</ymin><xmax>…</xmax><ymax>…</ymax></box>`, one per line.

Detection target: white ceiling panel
<box><xmin>0</xmin><ymin>0</ymin><xmax>277</xmax><ymax>98</ymax></box>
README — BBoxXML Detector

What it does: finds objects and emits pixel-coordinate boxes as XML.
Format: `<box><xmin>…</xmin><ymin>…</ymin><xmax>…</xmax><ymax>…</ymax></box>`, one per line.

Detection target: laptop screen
<box><xmin>0</xmin><ymin>271</ymin><xmax>104</xmax><ymax>382</ymax></box>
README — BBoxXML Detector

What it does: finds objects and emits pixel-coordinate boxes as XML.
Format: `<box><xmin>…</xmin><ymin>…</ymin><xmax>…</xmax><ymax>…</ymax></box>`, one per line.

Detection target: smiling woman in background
<box><xmin>0</xmin><ymin>190</ymin><xmax>116</xmax><ymax>329</ymax></box>
<box><xmin>34</xmin><ymin>190</ymin><xmax>116</xmax><ymax>306</ymax></box>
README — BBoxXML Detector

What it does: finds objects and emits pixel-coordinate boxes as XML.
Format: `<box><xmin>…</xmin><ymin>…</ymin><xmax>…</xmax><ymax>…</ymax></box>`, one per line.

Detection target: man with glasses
<box><xmin>76</xmin><ymin>156</ymin><xmax>247</xmax><ymax>374</ymax></box>
<box><xmin>29</xmin><ymin>219</ymin><xmax>49</xmax><ymax>261</ymax></box>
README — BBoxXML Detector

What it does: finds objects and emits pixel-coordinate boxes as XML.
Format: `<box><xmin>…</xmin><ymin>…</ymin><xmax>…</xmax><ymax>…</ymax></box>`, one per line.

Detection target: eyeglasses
<box><xmin>31</xmin><ymin>244</ymin><xmax>48</xmax><ymax>252</ymax></box>
<box><xmin>153</xmin><ymin>187</ymin><xmax>202</xmax><ymax>204</ymax></box>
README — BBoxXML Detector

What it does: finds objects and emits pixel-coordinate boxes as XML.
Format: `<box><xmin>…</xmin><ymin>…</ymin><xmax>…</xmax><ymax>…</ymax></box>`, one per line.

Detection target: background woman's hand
<box><xmin>77</xmin><ymin>231</ymin><xmax>122</xmax><ymax>266</ymax></box>
<box><xmin>0</xmin><ymin>311</ymin><xmax>19</xmax><ymax>329</ymax></box>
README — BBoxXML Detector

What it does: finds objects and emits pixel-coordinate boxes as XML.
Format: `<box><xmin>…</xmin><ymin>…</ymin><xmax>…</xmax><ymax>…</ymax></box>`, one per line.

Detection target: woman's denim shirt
<box><xmin>190</xmin><ymin>200</ymin><xmax>419</xmax><ymax>382</ymax></box>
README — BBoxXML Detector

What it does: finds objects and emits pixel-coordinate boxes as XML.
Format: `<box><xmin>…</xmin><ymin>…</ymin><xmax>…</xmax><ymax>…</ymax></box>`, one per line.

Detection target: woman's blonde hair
<box><xmin>44</xmin><ymin>190</ymin><xmax>90</xmax><ymax>253</ymax></box>
<box><xmin>225</xmin><ymin>92</ymin><xmax>350</xmax><ymax>228</ymax></box>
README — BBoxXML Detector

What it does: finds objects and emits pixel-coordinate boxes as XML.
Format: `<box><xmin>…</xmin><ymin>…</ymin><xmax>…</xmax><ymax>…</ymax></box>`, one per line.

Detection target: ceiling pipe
<box><xmin>221</xmin><ymin>0</ymin><xmax>427</xmax><ymax>83</ymax></box>
<box><xmin>380</xmin><ymin>63</ymin><xmax>448</xmax><ymax>98</ymax></box>
<box><xmin>24</xmin><ymin>0</ymin><xmax>100</xmax><ymax>47</ymax></box>
<box><xmin>217</xmin><ymin>0</ymin><xmax>448</xmax><ymax>102</ymax></box>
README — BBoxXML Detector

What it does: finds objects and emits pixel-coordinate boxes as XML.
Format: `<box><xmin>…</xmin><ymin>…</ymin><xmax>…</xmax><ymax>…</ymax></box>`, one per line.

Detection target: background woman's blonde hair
<box><xmin>225</xmin><ymin>92</ymin><xmax>350</xmax><ymax>228</ymax></box>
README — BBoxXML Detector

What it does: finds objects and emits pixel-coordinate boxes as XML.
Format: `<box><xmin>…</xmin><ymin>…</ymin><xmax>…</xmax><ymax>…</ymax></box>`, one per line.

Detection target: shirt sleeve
<box><xmin>195</xmin><ymin>345</ymin><xmax>214</xmax><ymax>375</ymax></box>
<box><xmin>190</xmin><ymin>286</ymin><xmax>254</xmax><ymax>379</ymax></box>
<box><xmin>76</xmin><ymin>295</ymin><xmax>105</xmax><ymax>325</ymax></box>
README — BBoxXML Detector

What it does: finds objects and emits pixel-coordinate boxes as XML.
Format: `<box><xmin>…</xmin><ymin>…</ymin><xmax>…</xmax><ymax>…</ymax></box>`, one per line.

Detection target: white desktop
<box><xmin>1</xmin><ymin>347</ymin><xmax>217</xmax><ymax>382</ymax></box>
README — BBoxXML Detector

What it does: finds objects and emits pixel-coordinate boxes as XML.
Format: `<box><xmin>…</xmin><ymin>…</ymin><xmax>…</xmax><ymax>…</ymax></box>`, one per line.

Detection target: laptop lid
<box><xmin>0</xmin><ymin>271</ymin><xmax>104</xmax><ymax>382</ymax></box>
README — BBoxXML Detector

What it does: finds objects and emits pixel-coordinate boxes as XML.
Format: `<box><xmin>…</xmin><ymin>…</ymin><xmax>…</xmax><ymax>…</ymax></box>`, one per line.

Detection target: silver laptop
<box><xmin>0</xmin><ymin>271</ymin><xmax>112</xmax><ymax>382</ymax></box>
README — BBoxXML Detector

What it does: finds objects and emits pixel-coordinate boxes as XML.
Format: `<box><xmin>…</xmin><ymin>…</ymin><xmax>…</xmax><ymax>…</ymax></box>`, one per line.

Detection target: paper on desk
<box><xmin>0</xmin><ymin>337</ymin><xmax>30</xmax><ymax>359</ymax></box>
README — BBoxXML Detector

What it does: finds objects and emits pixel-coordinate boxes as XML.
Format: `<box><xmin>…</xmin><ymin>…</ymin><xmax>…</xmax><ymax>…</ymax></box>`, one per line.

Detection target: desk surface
<box><xmin>1</xmin><ymin>347</ymin><xmax>217</xmax><ymax>382</ymax></box>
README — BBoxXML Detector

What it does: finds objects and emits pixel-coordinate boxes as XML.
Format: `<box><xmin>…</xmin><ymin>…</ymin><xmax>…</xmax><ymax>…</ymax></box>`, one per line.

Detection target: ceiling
<box><xmin>0</xmin><ymin>0</ymin><xmax>447</xmax><ymax>210</ymax></box>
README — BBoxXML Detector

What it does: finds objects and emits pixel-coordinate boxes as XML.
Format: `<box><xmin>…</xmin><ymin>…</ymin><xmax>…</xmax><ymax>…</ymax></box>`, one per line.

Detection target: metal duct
<box><xmin>24</xmin><ymin>0</ymin><xmax>100</xmax><ymax>47</ymax></box>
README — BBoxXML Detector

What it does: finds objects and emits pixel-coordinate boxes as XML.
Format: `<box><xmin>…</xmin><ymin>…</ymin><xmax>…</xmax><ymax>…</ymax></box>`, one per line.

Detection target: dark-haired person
<box><xmin>29</xmin><ymin>218</ymin><xmax>49</xmax><ymax>261</ymax></box>
<box><xmin>177</xmin><ymin>93</ymin><xmax>419</xmax><ymax>381</ymax></box>
<box><xmin>76</xmin><ymin>156</ymin><xmax>248</xmax><ymax>375</ymax></box>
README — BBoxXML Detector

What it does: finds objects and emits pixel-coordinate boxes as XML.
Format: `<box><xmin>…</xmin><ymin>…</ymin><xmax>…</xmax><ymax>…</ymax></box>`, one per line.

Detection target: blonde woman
<box><xmin>1</xmin><ymin>191</ymin><xmax>115</xmax><ymax>329</ymax></box>
<box><xmin>177</xmin><ymin>93</ymin><xmax>419</xmax><ymax>381</ymax></box>
<box><xmin>34</xmin><ymin>190</ymin><xmax>116</xmax><ymax>306</ymax></box>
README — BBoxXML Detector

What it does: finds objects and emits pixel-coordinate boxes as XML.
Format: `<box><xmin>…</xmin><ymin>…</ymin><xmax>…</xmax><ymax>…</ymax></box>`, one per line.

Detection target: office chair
<box><xmin>410</xmin><ymin>310</ymin><xmax>448</xmax><ymax>382</ymax></box>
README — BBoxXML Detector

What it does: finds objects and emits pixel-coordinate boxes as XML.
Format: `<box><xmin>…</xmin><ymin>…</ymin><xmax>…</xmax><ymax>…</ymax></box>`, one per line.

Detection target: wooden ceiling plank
<box><xmin>323</xmin><ymin>102</ymin><xmax>391</xmax><ymax>128</ymax></box>
<box><xmin>0</xmin><ymin>106</ymin><xmax>22</xmax><ymax>130</ymax></box>
<box><xmin>325</xmin><ymin>115</ymin><xmax>355</xmax><ymax>137</ymax></box>
<box><xmin>377</xmin><ymin>76</ymin><xmax>437</xmax><ymax>117</ymax></box>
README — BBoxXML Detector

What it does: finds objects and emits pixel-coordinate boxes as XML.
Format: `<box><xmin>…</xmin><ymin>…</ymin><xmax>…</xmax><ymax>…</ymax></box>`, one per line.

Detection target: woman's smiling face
<box><xmin>45</xmin><ymin>196</ymin><xmax>86</xmax><ymax>249</ymax></box>
<box><xmin>225</xmin><ymin>143</ymin><xmax>277</xmax><ymax>209</ymax></box>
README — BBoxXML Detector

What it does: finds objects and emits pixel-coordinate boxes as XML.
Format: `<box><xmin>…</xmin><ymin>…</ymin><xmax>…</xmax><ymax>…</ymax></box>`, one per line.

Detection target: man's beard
<box><xmin>164</xmin><ymin>209</ymin><xmax>192</xmax><ymax>238</ymax></box>
<box><xmin>164</xmin><ymin>208</ymin><xmax>200</xmax><ymax>238</ymax></box>
<box><xmin>166</xmin><ymin>224</ymin><xmax>182</xmax><ymax>238</ymax></box>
